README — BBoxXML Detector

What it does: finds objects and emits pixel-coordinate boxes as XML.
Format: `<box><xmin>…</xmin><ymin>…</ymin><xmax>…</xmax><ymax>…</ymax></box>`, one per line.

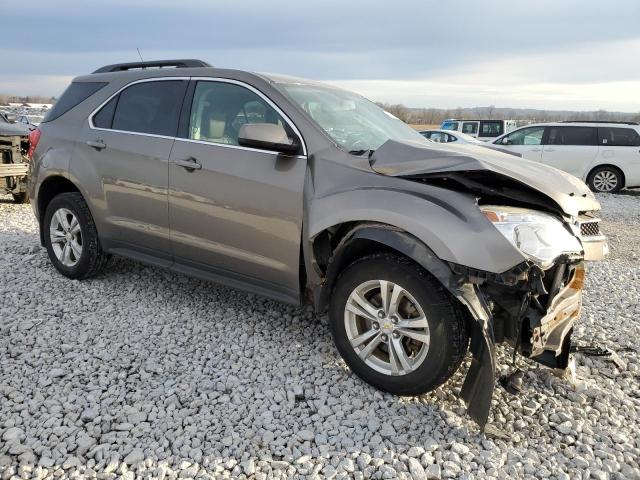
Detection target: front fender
<box><xmin>307</xmin><ymin>187</ymin><xmax>525</xmax><ymax>274</ymax></box>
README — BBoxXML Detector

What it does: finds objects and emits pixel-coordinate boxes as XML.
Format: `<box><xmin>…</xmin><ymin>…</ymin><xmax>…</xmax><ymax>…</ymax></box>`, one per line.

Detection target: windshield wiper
<box><xmin>348</xmin><ymin>149</ymin><xmax>375</xmax><ymax>157</ymax></box>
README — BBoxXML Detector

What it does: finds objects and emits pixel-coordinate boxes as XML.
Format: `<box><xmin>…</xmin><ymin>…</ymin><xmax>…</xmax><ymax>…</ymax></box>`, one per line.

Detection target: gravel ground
<box><xmin>0</xmin><ymin>193</ymin><xmax>638</xmax><ymax>480</ymax></box>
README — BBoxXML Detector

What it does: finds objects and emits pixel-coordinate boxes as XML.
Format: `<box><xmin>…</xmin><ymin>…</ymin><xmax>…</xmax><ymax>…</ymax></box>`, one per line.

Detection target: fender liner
<box><xmin>316</xmin><ymin>224</ymin><xmax>496</xmax><ymax>428</ymax></box>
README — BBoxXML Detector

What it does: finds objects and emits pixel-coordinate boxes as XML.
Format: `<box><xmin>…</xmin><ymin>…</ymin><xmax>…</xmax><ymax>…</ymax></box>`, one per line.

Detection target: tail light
<box><xmin>27</xmin><ymin>128</ymin><xmax>41</xmax><ymax>159</ymax></box>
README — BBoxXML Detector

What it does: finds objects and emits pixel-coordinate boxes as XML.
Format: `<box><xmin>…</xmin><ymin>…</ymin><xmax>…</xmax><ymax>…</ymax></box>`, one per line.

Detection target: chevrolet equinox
<box><xmin>28</xmin><ymin>59</ymin><xmax>609</xmax><ymax>427</ymax></box>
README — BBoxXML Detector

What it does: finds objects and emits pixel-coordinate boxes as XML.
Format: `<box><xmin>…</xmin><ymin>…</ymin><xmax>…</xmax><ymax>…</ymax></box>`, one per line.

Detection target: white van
<box><xmin>492</xmin><ymin>121</ymin><xmax>640</xmax><ymax>193</ymax></box>
<box><xmin>440</xmin><ymin>119</ymin><xmax>518</xmax><ymax>142</ymax></box>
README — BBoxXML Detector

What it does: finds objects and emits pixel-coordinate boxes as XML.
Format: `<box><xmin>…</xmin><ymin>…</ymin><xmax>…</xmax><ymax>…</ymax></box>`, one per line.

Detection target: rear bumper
<box><xmin>0</xmin><ymin>162</ymin><xmax>29</xmax><ymax>178</ymax></box>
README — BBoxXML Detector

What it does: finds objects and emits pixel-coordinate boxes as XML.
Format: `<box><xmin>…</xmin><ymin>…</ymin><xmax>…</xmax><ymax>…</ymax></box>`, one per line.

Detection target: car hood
<box><xmin>369</xmin><ymin>140</ymin><xmax>600</xmax><ymax>217</ymax></box>
<box><xmin>0</xmin><ymin>121</ymin><xmax>29</xmax><ymax>137</ymax></box>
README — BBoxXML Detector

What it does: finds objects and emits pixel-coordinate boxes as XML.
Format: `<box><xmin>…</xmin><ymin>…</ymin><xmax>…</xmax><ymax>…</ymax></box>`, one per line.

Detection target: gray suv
<box><xmin>29</xmin><ymin>59</ymin><xmax>608</xmax><ymax>428</ymax></box>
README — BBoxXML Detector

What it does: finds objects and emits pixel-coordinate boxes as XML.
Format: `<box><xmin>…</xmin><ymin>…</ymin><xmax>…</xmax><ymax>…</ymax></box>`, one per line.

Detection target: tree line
<box><xmin>377</xmin><ymin>102</ymin><xmax>640</xmax><ymax>126</ymax></box>
<box><xmin>0</xmin><ymin>94</ymin><xmax>56</xmax><ymax>105</ymax></box>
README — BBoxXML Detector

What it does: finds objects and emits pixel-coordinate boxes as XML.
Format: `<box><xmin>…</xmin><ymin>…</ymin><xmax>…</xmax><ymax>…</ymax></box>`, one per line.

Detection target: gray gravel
<box><xmin>1</xmin><ymin>192</ymin><xmax>639</xmax><ymax>480</ymax></box>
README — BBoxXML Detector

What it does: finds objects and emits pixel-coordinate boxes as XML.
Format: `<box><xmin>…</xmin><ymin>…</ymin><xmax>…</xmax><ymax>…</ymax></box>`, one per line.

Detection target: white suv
<box><xmin>493</xmin><ymin>121</ymin><xmax>640</xmax><ymax>193</ymax></box>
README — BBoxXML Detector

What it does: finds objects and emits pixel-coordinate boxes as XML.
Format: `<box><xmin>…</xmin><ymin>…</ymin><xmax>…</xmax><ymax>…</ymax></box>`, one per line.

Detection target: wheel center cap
<box><xmin>65</xmin><ymin>232</ymin><xmax>73</xmax><ymax>241</ymax></box>
<box><xmin>380</xmin><ymin>321</ymin><xmax>394</xmax><ymax>334</ymax></box>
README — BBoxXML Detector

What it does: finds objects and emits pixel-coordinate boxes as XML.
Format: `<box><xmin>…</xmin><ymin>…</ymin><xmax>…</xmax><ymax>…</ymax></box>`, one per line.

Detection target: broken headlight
<box><xmin>481</xmin><ymin>205</ymin><xmax>582</xmax><ymax>269</ymax></box>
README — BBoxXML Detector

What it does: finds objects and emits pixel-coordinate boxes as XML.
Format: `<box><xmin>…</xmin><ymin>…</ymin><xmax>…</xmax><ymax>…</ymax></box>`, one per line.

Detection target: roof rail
<box><xmin>92</xmin><ymin>59</ymin><xmax>212</xmax><ymax>74</ymax></box>
<box><xmin>560</xmin><ymin>120</ymin><xmax>639</xmax><ymax>125</ymax></box>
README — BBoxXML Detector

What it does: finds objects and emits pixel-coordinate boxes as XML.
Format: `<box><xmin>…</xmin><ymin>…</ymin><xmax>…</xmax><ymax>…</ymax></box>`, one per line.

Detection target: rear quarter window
<box><xmin>598</xmin><ymin>127</ymin><xmax>640</xmax><ymax>147</ymax></box>
<box><xmin>42</xmin><ymin>82</ymin><xmax>107</xmax><ymax>123</ymax></box>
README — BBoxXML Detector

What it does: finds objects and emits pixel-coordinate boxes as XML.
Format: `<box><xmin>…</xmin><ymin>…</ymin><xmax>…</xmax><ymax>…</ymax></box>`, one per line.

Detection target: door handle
<box><xmin>531</xmin><ymin>148</ymin><xmax>541</xmax><ymax>152</ymax></box>
<box><xmin>86</xmin><ymin>139</ymin><xmax>106</xmax><ymax>151</ymax></box>
<box><xmin>545</xmin><ymin>148</ymin><xmax>555</xmax><ymax>152</ymax></box>
<box><xmin>174</xmin><ymin>157</ymin><xmax>202</xmax><ymax>171</ymax></box>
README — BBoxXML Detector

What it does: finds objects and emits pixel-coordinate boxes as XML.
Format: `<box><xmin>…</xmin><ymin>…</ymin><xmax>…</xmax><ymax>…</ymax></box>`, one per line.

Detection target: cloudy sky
<box><xmin>2</xmin><ymin>0</ymin><xmax>640</xmax><ymax>111</ymax></box>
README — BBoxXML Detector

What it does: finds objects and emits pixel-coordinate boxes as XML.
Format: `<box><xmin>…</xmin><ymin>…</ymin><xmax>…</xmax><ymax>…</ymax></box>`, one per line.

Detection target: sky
<box><xmin>2</xmin><ymin>0</ymin><xmax>640</xmax><ymax>112</ymax></box>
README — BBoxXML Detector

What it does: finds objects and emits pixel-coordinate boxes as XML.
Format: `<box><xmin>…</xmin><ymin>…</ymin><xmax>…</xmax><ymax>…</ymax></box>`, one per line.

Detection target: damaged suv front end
<box><xmin>366</xmin><ymin>140</ymin><xmax>608</xmax><ymax>427</ymax></box>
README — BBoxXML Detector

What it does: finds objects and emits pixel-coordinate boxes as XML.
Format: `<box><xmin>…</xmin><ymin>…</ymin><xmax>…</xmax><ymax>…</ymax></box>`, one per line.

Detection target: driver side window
<box><xmin>503</xmin><ymin>126</ymin><xmax>545</xmax><ymax>146</ymax></box>
<box><xmin>189</xmin><ymin>81</ymin><xmax>285</xmax><ymax>146</ymax></box>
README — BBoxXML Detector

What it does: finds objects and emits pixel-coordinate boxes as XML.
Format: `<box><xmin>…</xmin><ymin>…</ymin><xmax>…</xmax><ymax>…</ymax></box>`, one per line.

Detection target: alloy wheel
<box><xmin>49</xmin><ymin>208</ymin><xmax>83</xmax><ymax>267</ymax></box>
<box><xmin>592</xmin><ymin>170</ymin><xmax>618</xmax><ymax>192</ymax></box>
<box><xmin>343</xmin><ymin>279</ymin><xmax>430</xmax><ymax>376</ymax></box>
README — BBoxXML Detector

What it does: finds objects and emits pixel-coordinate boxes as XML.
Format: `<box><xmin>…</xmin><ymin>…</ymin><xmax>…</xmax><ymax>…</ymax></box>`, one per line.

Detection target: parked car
<box><xmin>419</xmin><ymin>129</ymin><xmax>522</xmax><ymax>157</ymax></box>
<box><xmin>29</xmin><ymin>59</ymin><xmax>608</xmax><ymax>428</ymax></box>
<box><xmin>15</xmin><ymin>114</ymin><xmax>43</xmax><ymax>129</ymax></box>
<box><xmin>0</xmin><ymin>111</ymin><xmax>31</xmax><ymax>203</ymax></box>
<box><xmin>440</xmin><ymin>118</ymin><xmax>518</xmax><ymax>142</ymax></box>
<box><xmin>493</xmin><ymin>121</ymin><xmax>640</xmax><ymax>193</ymax></box>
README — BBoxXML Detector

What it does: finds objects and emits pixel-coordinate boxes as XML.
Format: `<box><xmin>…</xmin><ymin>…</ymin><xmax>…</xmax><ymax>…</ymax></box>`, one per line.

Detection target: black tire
<box><xmin>12</xmin><ymin>191</ymin><xmax>29</xmax><ymax>204</ymax></box>
<box><xmin>43</xmin><ymin>192</ymin><xmax>108</xmax><ymax>279</ymax></box>
<box><xmin>587</xmin><ymin>166</ymin><xmax>623</xmax><ymax>193</ymax></box>
<box><xmin>329</xmin><ymin>253</ymin><xmax>468</xmax><ymax>396</ymax></box>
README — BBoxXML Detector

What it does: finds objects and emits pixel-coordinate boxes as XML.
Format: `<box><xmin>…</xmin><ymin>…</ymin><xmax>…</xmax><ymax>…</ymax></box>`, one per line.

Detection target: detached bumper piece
<box><xmin>451</xmin><ymin>255</ymin><xmax>589</xmax><ymax>429</ymax></box>
<box><xmin>577</xmin><ymin>216</ymin><xmax>609</xmax><ymax>261</ymax></box>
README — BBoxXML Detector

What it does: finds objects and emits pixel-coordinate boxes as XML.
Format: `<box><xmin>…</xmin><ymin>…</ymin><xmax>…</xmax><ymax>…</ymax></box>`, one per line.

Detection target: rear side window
<box><xmin>547</xmin><ymin>127</ymin><xmax>596</xmax><ymax>146</ymax></box>
<box><xmin>42</xmin><ymin>82</ymin><xmax>107</xmax><ymax>123</ymax></box>
<box><xmin>106</xmin><ymin>80</ymin><xmax>187</xmax><ymax>136</ymax></box>
<box><xmin>598</xmin><ymin>127</ymin><xmax>640</xmax><ymax>146</ymax></box>
<box><xmin>479</xmin><ymin>120</ymin><xmax>503</xmax><ymax>137</ymax></box>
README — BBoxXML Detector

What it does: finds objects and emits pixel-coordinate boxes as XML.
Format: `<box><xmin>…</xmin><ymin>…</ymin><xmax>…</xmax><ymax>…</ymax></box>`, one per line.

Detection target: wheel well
<box><xmin>587</xmin><ymin>164</ymin><xmax>625</xmax><ymax>188</ymax></box>
<box><xmin>311</xmin><ymin>222</ymin><xmax>474</xmax><ymax>333</ymax></box>
<box><xmin>37</xmin><ymin>176</ymin><xmax>80</xmax><ymax>227</ymax></box>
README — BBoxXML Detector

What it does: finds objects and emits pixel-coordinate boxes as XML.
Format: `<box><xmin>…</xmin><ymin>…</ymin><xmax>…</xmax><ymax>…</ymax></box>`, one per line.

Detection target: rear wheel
<box><xmin>588</xmin><ymin>166</ymin><xmax>623</xmax><ymax>193</ymax></box>
<box><xmin>329</xmin><ymin>253</ymin><xmax>468</xmax><ymax>395</ymax></box>
<box><xmin>43</xmin><ymin>192</ymin><xmax>108</xmax><ymax>279</ymax></box>
<box><xmin>12</xmin><ymin>191</ymin><xmax>29</xmax><ymax>204</ymax></box>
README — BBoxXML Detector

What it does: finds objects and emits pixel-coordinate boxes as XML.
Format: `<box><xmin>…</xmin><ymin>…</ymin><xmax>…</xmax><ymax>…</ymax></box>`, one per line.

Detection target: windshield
<box><xmin>441</xmin><ymin>120</ymin><xmax>459</xmax><ymax>131</ymax></box>
<box><xmin>277</xmin><ymin>83</ymin><xmax>428</xmax><ymax>153</ymax></box>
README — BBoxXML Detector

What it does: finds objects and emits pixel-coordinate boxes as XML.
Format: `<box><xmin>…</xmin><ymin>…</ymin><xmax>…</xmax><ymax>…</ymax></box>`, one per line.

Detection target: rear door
<box><xmin>74</xmin><ymin>78</ymin><xmax>188</xmax><ymax>259</ymax></box>
<box><xmin>167</xmin><ymin>79</ymin><xmax>307</xmax><ymax>301</ymax></box>
<box><xmin>596</xmin><ymin>126</ymin><xmax>640</xmax><ymax>185</ymax></box>
<box><xmin>541</xmin><ymin>126</ymin><xmax>598</xmax><ymax>177</ymax></box>
<box><xmin>495</xmin><ymin>126</ymin><xmax>545</xmax><ymax>161</ymax></box>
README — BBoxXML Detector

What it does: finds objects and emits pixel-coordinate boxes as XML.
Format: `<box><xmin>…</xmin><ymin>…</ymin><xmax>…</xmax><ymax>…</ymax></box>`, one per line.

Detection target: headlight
<box><xmin>481</xmin><ymin>205</ymin><xmax>582</xmax><ymax>268</ymax></box>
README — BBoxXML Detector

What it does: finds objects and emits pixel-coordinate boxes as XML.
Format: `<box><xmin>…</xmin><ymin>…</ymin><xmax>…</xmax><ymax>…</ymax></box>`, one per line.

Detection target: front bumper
<box><xmin>530</xmin><ymin>263</ymin><xmax>584</xmax><ymax>358</ymax></box>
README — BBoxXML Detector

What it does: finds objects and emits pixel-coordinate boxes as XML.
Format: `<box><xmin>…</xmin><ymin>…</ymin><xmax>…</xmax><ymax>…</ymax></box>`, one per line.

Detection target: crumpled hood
<box><xmin>370</xmin><ymin>140</ymin><xmax>600</xmax><ymax>217</ymax></box>
<box><xmin>0</xmin><ymin>121</ymin><xmax>29</xmax><ymax>137</ymax></box>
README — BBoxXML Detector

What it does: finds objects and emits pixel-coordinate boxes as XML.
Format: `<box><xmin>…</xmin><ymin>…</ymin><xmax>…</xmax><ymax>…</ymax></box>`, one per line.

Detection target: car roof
<box><xmin>514</xmin><ymin>121</ymin><xmax>639</xmax><ymax>128</ymax></box>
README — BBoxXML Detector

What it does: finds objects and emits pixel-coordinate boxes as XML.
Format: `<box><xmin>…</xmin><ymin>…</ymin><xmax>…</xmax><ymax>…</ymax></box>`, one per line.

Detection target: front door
<box><xmin>168</xmin><ymin>80</ymin><xmax>307</xmax><ymax>301</ymax></box>
<box><xmin>497</xmin><ymin>126</ymin><xmax>545</xmax><ymax>161</ymax></box>
<box><xmin>74</xmin><ymin>79</ymin><xmax>188</xmax><ymax>259</ymax></box>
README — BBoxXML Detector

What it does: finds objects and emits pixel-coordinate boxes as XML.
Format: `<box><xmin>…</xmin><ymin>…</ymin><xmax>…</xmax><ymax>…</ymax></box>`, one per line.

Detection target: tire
<box><xmin>588</xmin><ymin>166</ymin><xmax>623</xmax><ymax>193</ymax></box>
<box><xmin>329</xmin><ymin>253</ymin><xmax>468</xmax><ymax>396</ymax></box>
<box><xmin>43</xmin><ymin>192</ymin><xmax>108</xmax><ymax>279</ymax></box>
<box><xmin>12</xmin><ymin>191</ymin><xmax>29</xmax><ymax>204</ymax></box>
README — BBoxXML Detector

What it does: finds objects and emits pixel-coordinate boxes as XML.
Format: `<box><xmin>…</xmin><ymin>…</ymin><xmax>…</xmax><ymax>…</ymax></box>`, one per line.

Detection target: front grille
<box><xmin>580</xmin><ymin>221</ymin><xmax>600</xmax><ymax>237</ymax></box>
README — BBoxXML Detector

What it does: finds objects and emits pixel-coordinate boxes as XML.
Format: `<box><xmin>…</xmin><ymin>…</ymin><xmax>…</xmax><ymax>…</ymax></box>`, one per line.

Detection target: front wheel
<box><xmin>328</xmin><ymin>253</ymin><xmax>468</xmax><ymax>396</ymax></box>
<box><xmin>588</xmin><ymin>166</ymin><xmax>623</xmax><ymax>193</ymax></box>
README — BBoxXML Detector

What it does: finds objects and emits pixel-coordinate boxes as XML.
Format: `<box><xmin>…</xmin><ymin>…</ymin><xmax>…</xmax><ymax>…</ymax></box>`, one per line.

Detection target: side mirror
<box><xmin>5</xmin><ymin>113</ymin><xmax>16</xmax><ymax>123</ymax></box>
<box><xmin>238</xmin><ymin>123</ymin><xmax>300</xmax><ymax>154</ymax></box>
